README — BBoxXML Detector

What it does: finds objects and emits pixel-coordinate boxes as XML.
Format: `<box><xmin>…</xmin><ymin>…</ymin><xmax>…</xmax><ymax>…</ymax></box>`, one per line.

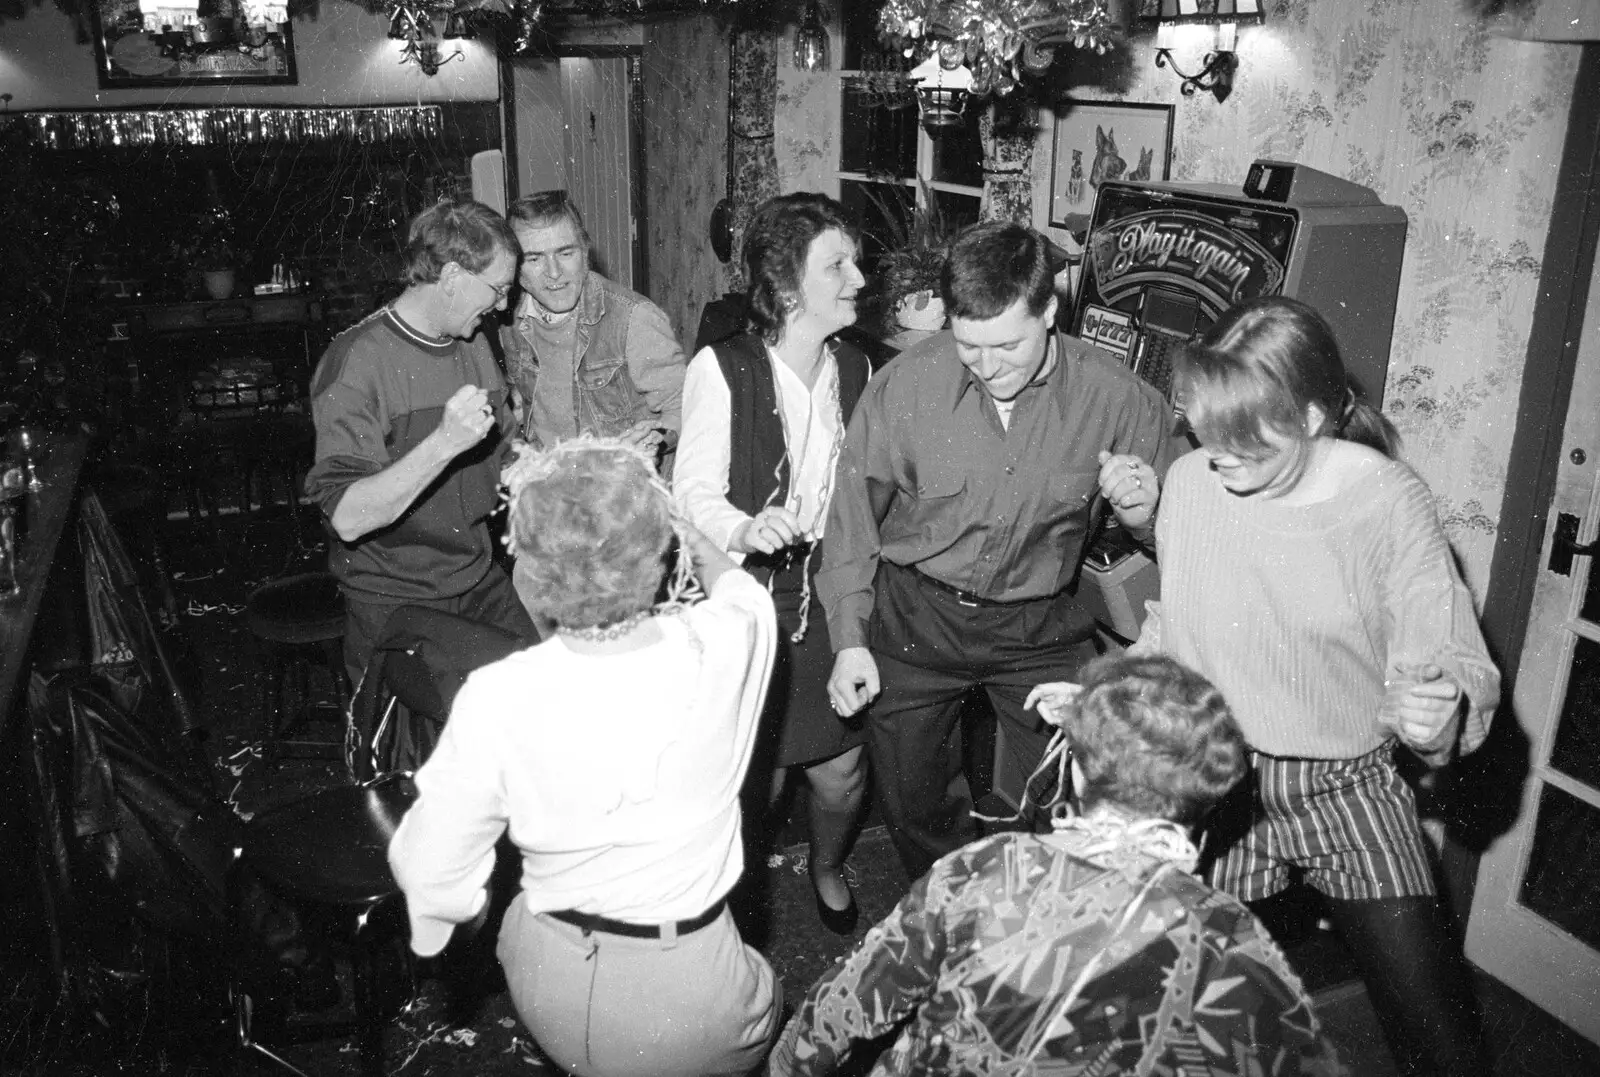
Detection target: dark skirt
<box><xmin>752</xmin><ymin>547</ymin><xmax>867</xmax><ymax>769</ymax></box>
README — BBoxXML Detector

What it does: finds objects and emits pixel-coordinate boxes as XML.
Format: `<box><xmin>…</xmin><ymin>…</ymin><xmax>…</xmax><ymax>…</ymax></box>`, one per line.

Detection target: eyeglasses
<box><xmin>463</xmin><ymin>266</ymin><xmax>512</xmax><ymax>301</ymax></box>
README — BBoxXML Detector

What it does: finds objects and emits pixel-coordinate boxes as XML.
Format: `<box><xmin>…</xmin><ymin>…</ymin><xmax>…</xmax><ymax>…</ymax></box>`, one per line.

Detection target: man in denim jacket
<box><xmin>502</xmin><ymin>193</ymin><xmax>685</xmax><ymax>466</ymax></box>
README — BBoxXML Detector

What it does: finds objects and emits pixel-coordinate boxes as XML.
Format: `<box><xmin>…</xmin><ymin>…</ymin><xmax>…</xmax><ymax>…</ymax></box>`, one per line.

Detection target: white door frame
<box><xmin>1465</xmin><ymin>150</ymin><xmax>1600</xmax><ymax>1042</ymax></box>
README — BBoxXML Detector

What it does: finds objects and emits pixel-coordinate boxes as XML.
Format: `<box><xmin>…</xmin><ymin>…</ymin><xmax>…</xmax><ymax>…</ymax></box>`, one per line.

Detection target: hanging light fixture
<box><xmin>793</xmin><ymin>0</ymin><xmax>830</xmax><ymax>72</ymax></box>
<box><xmin>387</xmin><ymin>3</ymin><xmax>416</xmax><ymax>40</ymax></box>
<box><xmin>443</xmin><ymin>11</ymin><xmax>476</xmax><ymax>39</ymax></box>
<box><xmin>1139</xmin><ymin>0</ymin><xmax>1264</xmax><ymax>104</ymax></box>
<box><xmin>908</xmin><ymin>43</ymin><xmax>973</xmax><ymax>135</ymax></box>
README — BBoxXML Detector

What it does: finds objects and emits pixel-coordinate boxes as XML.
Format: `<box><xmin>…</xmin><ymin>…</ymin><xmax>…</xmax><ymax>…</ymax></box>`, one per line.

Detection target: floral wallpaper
<box><xmin>727</xmin><ymin>28</ymin><xmax>782</xmax><ymax>294</ymax></box>
<box><xmin>642</xmin><ymin>14</ymin><xmax>731</xmax><ymax>355</ymax></box>
<box><xmin>1016</xmin><ymin>1</ymin><xmax>1581</xmax><ymax>599</ymax></box>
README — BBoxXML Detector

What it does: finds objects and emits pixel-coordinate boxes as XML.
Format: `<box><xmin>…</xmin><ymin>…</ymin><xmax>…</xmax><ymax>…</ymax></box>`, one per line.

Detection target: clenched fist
<box><xmin>436</xmin><ymin>384</ymin><xmax>496</xmax><ymax>457</ymax></box>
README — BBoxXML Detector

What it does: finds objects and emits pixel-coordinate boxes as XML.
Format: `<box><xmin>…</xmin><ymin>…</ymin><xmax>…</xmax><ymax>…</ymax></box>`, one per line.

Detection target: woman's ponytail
<box><xmin>1334</xmin><ymin>383</ymin><xmax>1401</xmax><ymax>458</ymax></box>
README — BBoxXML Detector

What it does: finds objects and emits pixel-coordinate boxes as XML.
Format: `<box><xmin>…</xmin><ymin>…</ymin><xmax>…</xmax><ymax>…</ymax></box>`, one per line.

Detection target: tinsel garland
<box><xmin>15</xmin><ymin>105</ymin><xmax>444</xmax><ymax>150</ymax></box>
<box><xmin>878</xmin><ymin>0</ymin><xmax>1119</xmax><ymax>96</ymax></box>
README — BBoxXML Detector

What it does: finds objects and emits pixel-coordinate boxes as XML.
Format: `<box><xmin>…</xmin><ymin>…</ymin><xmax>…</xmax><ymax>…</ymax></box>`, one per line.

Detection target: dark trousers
<box><xmin>866</xmin><ymin>563</ymin><xmax>1100</xmax><ymax>882</ymax></box>
<box><xmin>342</xmin><ymin>565</ymin><xmax>536</xmax><ymax>690</ymax></box>
<box><xmin>1321</xmin><ymin>895</ymin><xmax>1488</xmax><ymax>1077</ymax></box>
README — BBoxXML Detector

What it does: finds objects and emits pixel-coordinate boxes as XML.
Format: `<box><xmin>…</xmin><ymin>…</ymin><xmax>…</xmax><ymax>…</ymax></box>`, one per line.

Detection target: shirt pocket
<box><xmin>575</xmin><ymin>358</ymin><xmax>638</xmax><ymax>430</ymax></box>
<box><xmin>914</xmin><ymin>459</ymin><xmax>967</xmax><ymax>501</ymax></box>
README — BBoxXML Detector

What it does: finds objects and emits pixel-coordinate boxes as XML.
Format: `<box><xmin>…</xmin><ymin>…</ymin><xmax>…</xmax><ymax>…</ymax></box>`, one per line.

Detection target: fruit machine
<box><xmin>1071</xmin><ymin>160</ymin><xmax>1409</xmax><ymax>640</ymax></box>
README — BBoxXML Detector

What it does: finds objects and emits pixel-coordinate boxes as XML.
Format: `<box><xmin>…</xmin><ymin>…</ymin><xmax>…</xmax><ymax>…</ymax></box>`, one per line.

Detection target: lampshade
<box><xmin>388</xmin><ymin>5</ymin><xmax>415</xmax><ymax>40</ymax></box>
<box><xmin>793</xmin><ymin>0</ymin><xmax>830</xmax><ymax>72</ymax></box>
<box><xmin>241</xmin><ymin>0</ymin><xmax>288</xmax><ymax>27</ymax></box>
<box><xmin>1143</xmin><ymin>0</ymin><xmax>1262</xmax><ymax>21</ymax></box>
<box><xmin>443</xmin><ymin>12</ymin><xmax>475</xmax><ymax>39</ymax></box>
<box><xmin>142</xmin><ymin>0</ymin><xmax>197</xmax><ymax>31</ymax></box>
<box><xmin>909</xmin><ymin>51</ymin><xmax>974</xmax><ymax>132</ymax></box>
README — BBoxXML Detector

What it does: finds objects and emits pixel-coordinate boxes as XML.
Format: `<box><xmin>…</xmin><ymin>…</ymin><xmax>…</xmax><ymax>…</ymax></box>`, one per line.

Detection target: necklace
<box><xmin>557</xmin><ymin>609</ymin><xmax>651</xmax><ymax>643</ymax></box>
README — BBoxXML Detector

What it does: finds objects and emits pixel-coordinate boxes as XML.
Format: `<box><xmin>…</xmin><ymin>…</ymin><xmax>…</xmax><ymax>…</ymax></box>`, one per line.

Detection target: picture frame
<box><xmin>1048</xmin><ymin>100</ymin><xmax>1173</xmax><ymax>235</ymax></box>
<box><xmin>91</xmin><ymin>0</ymin><xmax>298</xmax><ymax>89</ymax></box>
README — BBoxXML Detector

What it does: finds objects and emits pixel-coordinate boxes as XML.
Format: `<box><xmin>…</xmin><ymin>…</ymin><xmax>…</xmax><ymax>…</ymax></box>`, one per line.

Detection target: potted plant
<box><xmin>175</xmin><ymin>209</ymin><xmax>248</xmax><ymax>300</ymax></box>
<box><xmin>868</xmin><ymin>179</ymin><xmax>952</xmax><ymax>348</ymax></box>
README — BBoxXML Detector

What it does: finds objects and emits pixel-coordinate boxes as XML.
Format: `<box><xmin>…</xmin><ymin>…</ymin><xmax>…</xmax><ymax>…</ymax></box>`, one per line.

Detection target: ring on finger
<box><xmin>1132</xmin><ymin>476</ymin><xmax>1142</xmax><ymax>488</ymax></box>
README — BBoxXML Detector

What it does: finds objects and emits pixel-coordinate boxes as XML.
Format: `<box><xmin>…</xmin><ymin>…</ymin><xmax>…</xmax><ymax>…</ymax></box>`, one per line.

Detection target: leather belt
<box><xmin>547</xmin><ymin>898</ymin><xmax>726</xmax><ymax>939</ymax></box>
<box><xmin>912</xmin><ymin>566</ymin><xmax>1052</xmax><ymax>609</ymax></box>
<box><xmin>746</xmin><ymin>540</ymin><xmax>816</xmax><ymax>574</ymax></box>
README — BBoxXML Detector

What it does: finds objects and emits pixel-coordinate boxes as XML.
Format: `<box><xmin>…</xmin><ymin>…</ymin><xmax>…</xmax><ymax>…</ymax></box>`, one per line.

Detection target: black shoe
<box><xmin>811</xmin><ymin>876</ymin><xmax>860</xmax><ymax>935</ymax></box>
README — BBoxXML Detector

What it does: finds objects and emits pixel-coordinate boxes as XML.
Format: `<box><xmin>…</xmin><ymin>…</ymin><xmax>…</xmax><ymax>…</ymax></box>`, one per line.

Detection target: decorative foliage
<box><xmin>174</xmin><ymin>205</ymin><xmax>248</xmax><ymax>272</ymax></box>
<box><xmin>877</xmin><ymin>0</ymin><xmax>1123</xmax><ymax>97</ymax></box>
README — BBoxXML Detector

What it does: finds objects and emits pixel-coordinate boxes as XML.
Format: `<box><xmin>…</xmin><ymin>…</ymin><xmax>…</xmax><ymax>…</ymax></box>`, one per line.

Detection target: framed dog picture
<box><xmin>1049</xmin><ymin>100</ymin><xmax>1173</xmax><ymax>235</ymax></box>
<box><xmin>91</xmin><ymin>0</ymin><xmax>298</xmax><ymax>88</ymax></box>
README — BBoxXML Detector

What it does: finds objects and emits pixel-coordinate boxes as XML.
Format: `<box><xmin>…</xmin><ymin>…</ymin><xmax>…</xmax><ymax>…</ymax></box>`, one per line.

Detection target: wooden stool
<box><xmin>245</xmin><ymin>572</ymin><xmax>347</xmax><ymax>754</ymax></box>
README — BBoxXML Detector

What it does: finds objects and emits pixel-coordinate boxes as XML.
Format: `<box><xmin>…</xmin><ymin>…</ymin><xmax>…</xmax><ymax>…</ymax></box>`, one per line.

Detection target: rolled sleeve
<box><xmin>625</xmin><ymin>299</ymin><xmax>687</xmax><ymax>435</ymax></box>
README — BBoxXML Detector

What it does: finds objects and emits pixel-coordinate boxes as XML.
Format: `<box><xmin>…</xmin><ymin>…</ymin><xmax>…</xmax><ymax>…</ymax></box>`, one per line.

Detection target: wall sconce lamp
<box><xmin>908</xmin><ymin>44</ymin><xmax>974</xmax><ymax>137</ymax></box>
<box><xmin>1141</xmin><ymin>0</ymin><xmax>1263</xmax><ymax>104</ymax></box>
<box><xmin>793</xmin><ymin>0</ymin><xmax>830</xmax><ymax>72</ymax></box>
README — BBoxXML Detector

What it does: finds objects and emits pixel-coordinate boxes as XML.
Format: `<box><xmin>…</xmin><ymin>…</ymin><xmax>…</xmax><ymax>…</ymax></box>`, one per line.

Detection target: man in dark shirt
<box><xmin>305</xmin><ymin>199</ymin><xmax>536</xmax><ymax>687</ymax></box>
<box><xmin>818</xmin><ymin>221</ymin><xmax>1176</xmax><ymax>880</ymax></box>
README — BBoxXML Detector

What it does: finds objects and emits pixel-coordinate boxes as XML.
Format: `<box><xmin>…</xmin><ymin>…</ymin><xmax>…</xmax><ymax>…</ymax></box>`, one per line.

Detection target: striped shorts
<box><xmin>1205</xmin><ymin>742</ymin><xmax>1436</xmax><ymax>903</ymax></box>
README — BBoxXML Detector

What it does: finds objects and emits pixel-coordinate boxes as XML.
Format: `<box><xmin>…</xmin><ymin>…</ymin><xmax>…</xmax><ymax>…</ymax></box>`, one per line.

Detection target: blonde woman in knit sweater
<box><xmin>1143</xmin><ymin>296</ymin><xmax>1498</xmax><ymax>1077</ymax></box>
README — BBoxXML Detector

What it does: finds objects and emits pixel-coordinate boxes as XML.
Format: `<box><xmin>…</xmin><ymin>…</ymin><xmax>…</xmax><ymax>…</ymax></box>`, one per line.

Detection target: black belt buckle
<box><xmin>914</xmin><ymin>567</ymin><xmax>995</xmax><ymax>608</ymax></box>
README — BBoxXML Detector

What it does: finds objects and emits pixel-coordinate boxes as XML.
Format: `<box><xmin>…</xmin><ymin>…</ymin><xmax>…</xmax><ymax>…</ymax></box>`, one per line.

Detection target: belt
<box><xmin>746</xmin><ymin>540</ymin><xmax>817</xmax><ymax>575</ymax></box>
<box><xmin>547</xmin><ymin>898</ymin><xmax>725</xmax><ymax>939</ymax></box>
<box><xmin>911</xmin><ymin>566</ymin><xmax>1054</xmax><ymax>609</ymax></box>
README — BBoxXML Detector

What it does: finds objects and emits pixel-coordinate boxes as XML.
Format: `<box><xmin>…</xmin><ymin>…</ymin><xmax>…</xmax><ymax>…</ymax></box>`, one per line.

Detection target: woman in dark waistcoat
<box><xmin>674</xmin><ymin>192</ymin><xmax>872</xmax><ymax>933</ymax></box>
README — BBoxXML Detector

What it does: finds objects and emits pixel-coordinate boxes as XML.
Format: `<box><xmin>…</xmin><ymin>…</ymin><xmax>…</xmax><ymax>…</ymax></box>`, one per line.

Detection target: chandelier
<box><xmin>877</xmin><ymin>0</ymin><xmax>1122</xmax><ymax>97</ymax></box>
<box><xmin>132</xmin><ymin>0</ymin><xmax>292</xmax><ymax>62</ymax></box>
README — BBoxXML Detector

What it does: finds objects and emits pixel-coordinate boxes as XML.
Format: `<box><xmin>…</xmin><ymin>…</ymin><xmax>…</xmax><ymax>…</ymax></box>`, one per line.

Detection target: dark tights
<box><xmin>1319</xmin><ymin>895</ymin><xmax>1488</xmax><ymax>1077</ymax></box>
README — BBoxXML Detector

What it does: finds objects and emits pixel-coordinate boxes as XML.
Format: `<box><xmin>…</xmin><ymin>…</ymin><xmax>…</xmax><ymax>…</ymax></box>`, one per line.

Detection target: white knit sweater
<box><xmin>1154</xmin><ymin>449</ymin><xmax>1498</xmax><ymax>759</ymax></box>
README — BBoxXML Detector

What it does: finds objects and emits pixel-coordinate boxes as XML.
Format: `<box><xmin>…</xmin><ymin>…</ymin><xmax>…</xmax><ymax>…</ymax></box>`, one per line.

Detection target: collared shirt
<box><xmin>817</xmin><ymin>330</ymin><xmax>1176</xmax><ymax>651</ymax></box>
<box><xmin>388</xmin><ymin>569</ymin><xmax>777</xmax><ymax>956</ymax></box>
<box><xmin>767</xmin><ymin>827</ymin><xmax>1333</xmax><ymax>1076</ymax></box>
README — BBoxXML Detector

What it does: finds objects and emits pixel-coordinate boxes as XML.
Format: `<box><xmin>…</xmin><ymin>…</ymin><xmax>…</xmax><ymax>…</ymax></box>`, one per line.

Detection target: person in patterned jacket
<box><xmin>769</xmin><ymin>653</ymin><xmax>1347</xmax><ymax>1077</ymax></box>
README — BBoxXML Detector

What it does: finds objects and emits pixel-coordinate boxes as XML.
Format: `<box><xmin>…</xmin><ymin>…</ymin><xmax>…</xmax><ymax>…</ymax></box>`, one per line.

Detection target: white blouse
<box><xmin>387</xmin><ymin>570</ymin><xmax>777</xmax><ymax>955</ymax></box>
<box><xmin>673</xmin><ymin>342</ymin><xmax>844</xmax><ymax>558</ymax></box>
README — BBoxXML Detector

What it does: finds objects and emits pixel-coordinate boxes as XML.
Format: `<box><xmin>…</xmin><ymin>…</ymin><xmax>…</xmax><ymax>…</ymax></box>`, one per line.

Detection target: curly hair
<box><xmin>941</xmin><ymin>220</ymin><xmax>1054</xmax><ymax>321</ymax></box>
<box><xmin>1178</xmin><ymin>296</ymin><xmax>1401</xmax><ymax>489</ymax></box>
<box><xmin>404</xmin><ymin>198</ymin><xmax>519</xmax><ymax>286</ymax></box>
<box><xmin>1068</xmin><ymin>654</ymin><xmax>1247</xmax><ymax>825</ymax></box>
<box><xmin>506</xmin><ymin>441</ymin><xmax>676</xmax><ymax>630</ymax></box>
<box><xmin>742</xmin><ymin>192</ymin><xmax>857</xmax><ymax>344</ymax></box>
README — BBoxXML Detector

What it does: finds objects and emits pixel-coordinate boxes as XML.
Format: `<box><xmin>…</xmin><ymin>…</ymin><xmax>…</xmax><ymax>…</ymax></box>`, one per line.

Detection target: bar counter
<box><xmin>0</xmin><ymin>430</ymin><xmax>89</xmax><ymax>737</ymax></box>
